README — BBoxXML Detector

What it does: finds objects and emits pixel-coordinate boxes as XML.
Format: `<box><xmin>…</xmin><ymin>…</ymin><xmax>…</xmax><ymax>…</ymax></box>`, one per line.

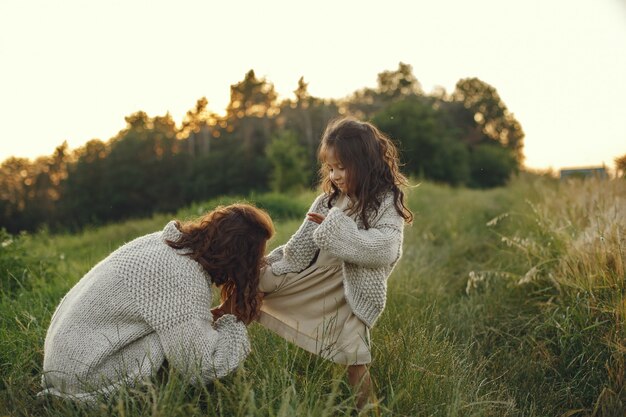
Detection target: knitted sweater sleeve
<box><xmin>265</xmin><ymin>244</ymin><xmax>284</xmax><ymax>265</ymax></box>
<box><xmin>268</xmin><ymin>194</ymin><xmax>328</xmax><ymax>274</ymax></box>
<box><xmin>156</xmin><ymin>313</ymin><xmax>250</xmax><ymax>382</ymax></box>
<box><xmin>127</xmin><ymin>266</ymin><xmax>250</xmax><ymax>383</ymax></box>
<box><xmin>312</xmin><ymin>200</ymin><xmax>404</xmax><ymax>268</ymax></box>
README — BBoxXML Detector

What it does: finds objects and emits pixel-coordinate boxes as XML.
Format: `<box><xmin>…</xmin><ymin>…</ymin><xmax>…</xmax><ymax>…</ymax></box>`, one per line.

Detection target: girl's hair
<box><xmin>166</xmin><ymin>204</ymin><xmax>274</xmax><ymax>323</ymax></box>
<box><xmin>318</xmin><ymin>117</ymin><xmax>413</xmax><ymax>229</ymax></box>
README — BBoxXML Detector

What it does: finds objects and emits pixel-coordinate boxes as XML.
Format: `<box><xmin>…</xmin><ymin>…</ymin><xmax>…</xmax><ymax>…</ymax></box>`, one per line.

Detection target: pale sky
<box><xmin>1</xmin><ymin>0</ymin><xmax>625</xmax><ymax>172</ymax></box>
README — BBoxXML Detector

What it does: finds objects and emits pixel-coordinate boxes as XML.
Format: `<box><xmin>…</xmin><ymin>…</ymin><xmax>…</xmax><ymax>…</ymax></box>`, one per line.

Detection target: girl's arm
<box><xmin>265</xmin><ymin>244</ymin><xmax>284</xmax><ymax>265</ymax></box>
<box><xmin>284</xmin><ymin>194</ymin><xmax>327</xmax><ymax>248</ymax></box>
<box><xmin>267</xmin><ymin>194</ymin><xmax>328</xmax><ymax>273</ymax></box>
<box><xmin>312</xmin><ymin>203</ymin><xmax>404</xmax><ymax>268</ymax></box>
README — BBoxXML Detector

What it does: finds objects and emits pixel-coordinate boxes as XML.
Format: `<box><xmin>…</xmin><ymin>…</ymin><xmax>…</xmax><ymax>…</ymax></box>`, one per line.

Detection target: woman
<box><xmin>40</xmin><ymin>204</ymin><xmax>274</xmax><ymax>402</ymax></box>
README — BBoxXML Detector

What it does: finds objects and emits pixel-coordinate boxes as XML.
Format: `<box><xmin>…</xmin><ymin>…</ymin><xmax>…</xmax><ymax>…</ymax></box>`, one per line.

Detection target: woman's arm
<box><xmin>127</xmin><ymin>265</ymin><xmax>250</xmax><ymax>384</ymax></box>
<box><xmin>312</xmin><ymin>204</ymin><xmax>404</xmax><ymax>268</ymax></box>
<box><xmin>156</xmin><ymin>314</ymin><xmax>250</xmax><ymax>382</ymax></box>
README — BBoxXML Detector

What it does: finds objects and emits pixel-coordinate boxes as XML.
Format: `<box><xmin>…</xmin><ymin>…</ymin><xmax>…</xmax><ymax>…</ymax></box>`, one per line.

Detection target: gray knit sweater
<box><xmin>266</xmin><ymin>191</ymin><xmax>405</xmax><ymax>327</ymax></box>
<box><xmin>40</xmin><ymin>221</ymin><xmax>250</xmax><ymax>401</ymax></box>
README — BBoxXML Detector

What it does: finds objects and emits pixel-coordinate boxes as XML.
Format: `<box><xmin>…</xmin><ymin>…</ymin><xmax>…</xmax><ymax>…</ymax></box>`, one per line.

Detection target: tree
<box><xmin>0</xmin><ymin>157</ymin><xmax>33</xmax><ymax>232</ymax></box>
<box><xmin>222</xmin><ymin>71</ymin><xmax>278</xmax><ymax>190</ymax></box>
<box><xmin>1</xmin><ymin>66</ymin><xmax>530</xmax><ymax>232</ymax></box>
<box><xmin>469</xmin><ymin>144</ymin><xmax>518</xmax><ymax>188</ymax></box>
<box><xmin>59</xmin><ymin>111</ymin><xmax>188</xmax><ymax>228</ymax></box>
<box><xmin>453</xmin><ymin>77</ymin><xmax>525</xmax><ymax>162</ymax></box>
<box><xmin>615</xmin><ymin>154</ymin><xmax>626</xmax><ymax>178</ymax></box>
<box><xmin>277</xmin><ymin>77</ymin><xmax>340</xmax><ymax>184</ymax></box>
<box><xmin>59</xmin><ymin>139</ymin><xmax>109</xmax><ymax>228</ymax></box>
<box><xmin>346</xmin><ymin>62</ymin><xmax>423</xmax><ymax>119</ymax></box>
<box><xmin>266</xmin><ymin>130</ymin><xmax>309</xmax><ymax>192</ymax></box>
<box><xmin>226</xmin><ymin>70</ymin><xmax>279</xmax><ymax>121</ymax></box>
<box><xmin>105</xmin><ymin>112</ymin><xmax>184</xmax><ymax>220</ymax></box>
<box><xmin>179</xmin><ymin>97</ymin><xmax>219</xmax><ymax>156</ymax></box>
<box><xmin>377</xmin><ymin>62</ymin><xmax>423</xmax><ymax>101</ymax></box>
<box><xmin>292</xmin><ymin>77</ymin><xmax>315</xmax><ymax>152</ymax></box>
<box><xmin>0</xmin><ymin>141</ymin><xmax>71</xmax><ymax>232</ymax></box>
<box><xmin>29</xmin><ymin>143</ymin><xmax>70</xmax><ymax>228</ymax></box>
<box><xmin>373</xmin><ymin>97</ymin><xmax>470</xmax><ymax>185</ymax></box>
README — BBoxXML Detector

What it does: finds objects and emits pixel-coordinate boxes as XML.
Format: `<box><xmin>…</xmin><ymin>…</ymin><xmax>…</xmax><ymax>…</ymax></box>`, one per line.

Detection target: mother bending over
<box><xmin>40</xmin><ymin>204</ymin><xmax>274</xmax><ymax>402</ymax></box>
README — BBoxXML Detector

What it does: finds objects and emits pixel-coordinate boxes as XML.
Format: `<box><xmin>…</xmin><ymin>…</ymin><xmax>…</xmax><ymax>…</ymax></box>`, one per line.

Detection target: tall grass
<box><xmin>457</xmin><ymin>176</ymin><xmax>625</xmax><ymax>416</ymax></box>
<box><xmin>1</xmin><ymin>177</ymin><xmax>624</xmax><ymax>416</ymax></box>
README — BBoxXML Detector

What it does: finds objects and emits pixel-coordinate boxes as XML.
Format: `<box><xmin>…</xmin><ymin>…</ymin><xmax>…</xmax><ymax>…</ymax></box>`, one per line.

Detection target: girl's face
<box><xmin>325</xmin><ymin>147</ymin><xmax>349</xmax><ymax>194</ymax></box>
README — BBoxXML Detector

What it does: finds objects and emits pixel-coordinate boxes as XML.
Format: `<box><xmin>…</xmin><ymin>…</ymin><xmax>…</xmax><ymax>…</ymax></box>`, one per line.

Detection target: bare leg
<box><xmin>347</xmin><ymin>364</ymin><xmax>372</xmax><ymax>410</ymax></box>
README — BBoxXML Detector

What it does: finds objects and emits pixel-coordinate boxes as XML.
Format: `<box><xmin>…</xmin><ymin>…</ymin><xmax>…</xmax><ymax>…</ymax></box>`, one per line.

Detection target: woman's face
<box><xmin>325</xmin><ymin>147</ymin><xmax>348</xmax><ymax>194</ymax></box>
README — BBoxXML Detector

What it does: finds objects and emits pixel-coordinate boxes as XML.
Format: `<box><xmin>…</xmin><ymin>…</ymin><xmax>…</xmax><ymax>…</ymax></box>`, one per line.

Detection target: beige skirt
<box><xmin>258</xmin><ymin>249</ymin><xmax>371</xmax><ymax>365</ymax></box>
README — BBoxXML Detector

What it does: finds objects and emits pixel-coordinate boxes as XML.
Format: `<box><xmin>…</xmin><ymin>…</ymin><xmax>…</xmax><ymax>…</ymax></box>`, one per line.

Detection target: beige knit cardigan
<box><xmin>40</xmin><ymin>221</ymin><xmax>250</xmax><ymax>401</ymax></box>
<box><xmin>266</xmin><ymin>191</ymin><xmax>405</xmax><ymax>327</ymax></box>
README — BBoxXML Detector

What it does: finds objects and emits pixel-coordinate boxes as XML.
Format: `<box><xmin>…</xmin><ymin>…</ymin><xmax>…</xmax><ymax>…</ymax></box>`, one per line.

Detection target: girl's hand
<box><xmin>307</xmin><ymin>212</ymin><xmax>325</xmax><ymax>224</ymax></box>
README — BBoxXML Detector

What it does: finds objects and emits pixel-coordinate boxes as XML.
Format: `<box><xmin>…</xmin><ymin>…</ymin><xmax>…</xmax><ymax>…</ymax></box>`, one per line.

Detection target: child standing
<box><xmin>257</xmin><ymin>117</ymin><xmax>413</xmax><ymax>408</ymax></box>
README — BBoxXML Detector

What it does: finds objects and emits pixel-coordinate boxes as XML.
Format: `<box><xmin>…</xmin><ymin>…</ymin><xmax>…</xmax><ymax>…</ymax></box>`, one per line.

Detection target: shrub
<box><xmin>178</xmin><ymin>192</ymin><xmax>308</xmax><ymax>223</ymax></box>
<box><xmin>469</xmin><ymin>144</ymin><xmax>517</xmax><ymax>188</ymax></box>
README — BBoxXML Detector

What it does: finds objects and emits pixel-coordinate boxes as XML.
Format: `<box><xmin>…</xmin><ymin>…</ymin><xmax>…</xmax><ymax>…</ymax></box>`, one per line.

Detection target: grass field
<box><xmin>1</xmin><ymin>175</ymin><xmax>624</xmax><ymax>416</ymax></box>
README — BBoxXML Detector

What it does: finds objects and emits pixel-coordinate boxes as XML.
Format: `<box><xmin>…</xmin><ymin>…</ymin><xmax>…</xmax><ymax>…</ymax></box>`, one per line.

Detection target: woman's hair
<box><xmin>318</xmin><ymin>117</ymin><xmax>413</xmax><ymax>229</ymax></box>
<box><xmin>166</xmin><ymin>204</ymin><xmax>274</xmax><ymax>323</ymax></box>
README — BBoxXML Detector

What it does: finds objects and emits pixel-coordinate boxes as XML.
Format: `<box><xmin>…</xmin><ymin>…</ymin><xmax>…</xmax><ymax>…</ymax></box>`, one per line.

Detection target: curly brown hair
<box><xmin>166</xmin><ymin>204</ymin><xmax>274</xmax><ymax>323</ymax></box>
<box><xmin>318</xmin><ymin>117</ymin><xmax>413</xmax><ymax>229</ymax></box>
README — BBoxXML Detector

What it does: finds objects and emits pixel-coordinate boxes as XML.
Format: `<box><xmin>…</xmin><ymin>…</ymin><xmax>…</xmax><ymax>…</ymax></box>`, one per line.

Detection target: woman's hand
<box><xmin>212</xmin><ymin>292</ymin><xmax>265</xmax><ymax>325</ymax></box>
<box><xmin>307</xmin><ymin>212</ymin><xmax>325</xmax><ymax>224</ymax></box>
<box><xmin>211</xmin><ymin>307</ymin><xmax>225</xmax><ymax>321</ymax></box>
<box><xmin>211</xmin><ymin>295</ymin><xmax>236</xmax><ymax>321</ymax></box>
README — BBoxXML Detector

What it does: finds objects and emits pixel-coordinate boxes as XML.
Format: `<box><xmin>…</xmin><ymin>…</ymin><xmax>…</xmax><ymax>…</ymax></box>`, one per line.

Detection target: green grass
<box><xmin>1</xmin><ymin>176</ymin><xmax>624</xmax><ymax>416</ymax></box>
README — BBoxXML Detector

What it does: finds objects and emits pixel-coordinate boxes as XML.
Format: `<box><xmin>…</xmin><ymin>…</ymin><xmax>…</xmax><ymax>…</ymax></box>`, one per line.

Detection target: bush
<box><xmin>266</xmin><ymin>131</ymin><xmax>309</xmax><ymax>193</ymax></box>
<box><xmin>469</xmin><ymin>144</ymin><xmax>517</xmax><ymax>188</ymax></box>
<box><xmin>251</xmin><ymin>193</ymin><xmax>309</xmax><ymax>221</ymax></box>
<box><xmin>177</xmin><ymin>192</ymin><xmax>309</xmax><ymax>223</ymax></box>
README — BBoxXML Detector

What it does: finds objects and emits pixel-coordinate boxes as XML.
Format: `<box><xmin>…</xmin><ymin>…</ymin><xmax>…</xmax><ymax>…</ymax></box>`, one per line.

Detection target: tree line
<box><xmin>0</xmin><ymin>63</ymin><xmax>525</xmax><ymax>233</ymax></box>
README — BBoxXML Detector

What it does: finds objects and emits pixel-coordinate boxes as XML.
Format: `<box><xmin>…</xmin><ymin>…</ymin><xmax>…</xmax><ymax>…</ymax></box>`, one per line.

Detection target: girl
<box><xmin>40</xmin><ymin>204</ymin><xmax>274</xmax><ymax>402</ymax></box>
<box><xmin>257</xmin><ymin>117</ymin><xmax>413</xmax><ymax>408</ymax></box>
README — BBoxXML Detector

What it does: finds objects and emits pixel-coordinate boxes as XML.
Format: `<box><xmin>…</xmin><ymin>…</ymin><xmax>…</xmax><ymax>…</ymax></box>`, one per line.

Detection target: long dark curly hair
<box><xmin>166</xmin><ymin>204</ymin><xmax>274</xmax><ymax>323</ymax></box>
<box><xmin>318</xmin><ymin>117</ymin><xmax>413</xmax><ymax>229</ymax></box>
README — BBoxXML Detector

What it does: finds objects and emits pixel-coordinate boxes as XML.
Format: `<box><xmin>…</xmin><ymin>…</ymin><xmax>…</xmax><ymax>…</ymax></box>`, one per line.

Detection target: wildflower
<box><xmin>518</xmin><ymin>266</ymin><xmax>538</xmax><ymax>285</ymax></box>
<box><xmin>466</xmin><ymin>271</ymin><xmax>485</xmax><ymax>295</ymax></box>
<box><xmin>486</xmin><ymin>213</ymin><xmax>509</xmax><ymax>227</ymax></box>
